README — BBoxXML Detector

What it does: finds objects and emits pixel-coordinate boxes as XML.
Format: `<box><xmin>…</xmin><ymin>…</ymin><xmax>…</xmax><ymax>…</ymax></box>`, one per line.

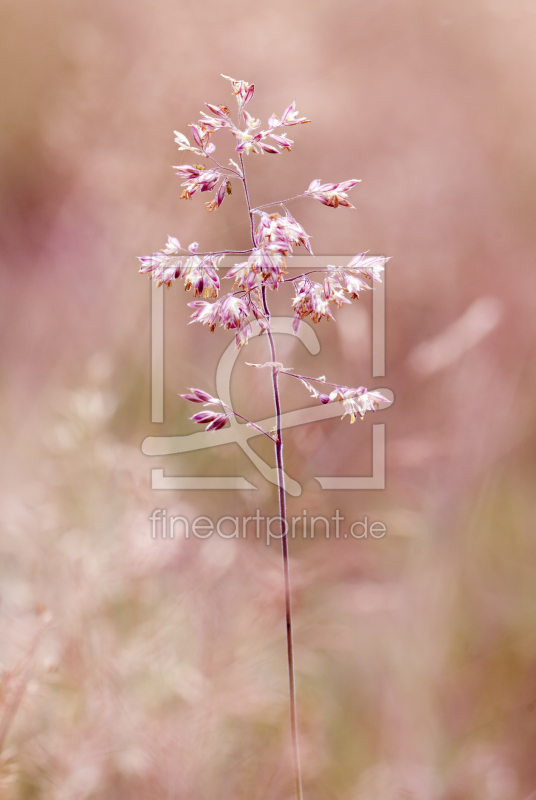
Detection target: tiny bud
<box><xmin>193</xmin><ymin>388</ymin><xmax>215</xmax><ymax>402</ymax></box>
<box><xmin>259</xmin><ymin>143</ymin><xmax>280</xmax><ymax>154</ymax></box>
<box><xmin>180</xmin><ymin>393</ymin><xmax>205</xmax><ymax>403</ymax></box>
<box><xmin>191</xmin><ymin>126</ymin><xmax>203</xmax><ymax>147</ymax></box>
<box><xmin>206</xmin><ymin>414</ymin><xmax>229</xmax><ymax>431</ymax></box>
<box><xmin>191</xmin><ymin>411</ymin><xmax>219</xmax><ymax>423</ymax></box>
<box><xmin>319</xmin><ymin>394</ymin><xmax>330</xmax><ymax>404</ymax></box>
<box><xmin>180</xmin><ymin>388</ymin><xmax>215</xmax><ymax>404</ymax></box>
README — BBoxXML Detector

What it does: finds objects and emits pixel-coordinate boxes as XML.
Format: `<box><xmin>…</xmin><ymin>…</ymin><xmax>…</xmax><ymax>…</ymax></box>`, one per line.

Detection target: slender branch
<box><xmin>216</xmin><ymin>401</ymin><xmax>279</xmax><ymax>443</ymax></box>
<box><xmin>238</xmin><ymin>152</ymin><xmax>256</xmax><ymax>246</ymax></box>
<box><xmin>261</xmin><ymin>285</ymin><xmax>304</xmax><ymax>800</ymax></box>
<box><xmin>205</xmin><ymin>154</ymin><xmax>243</xmax><ymax>177</ymax></box>
<box><xmin>196</xmin><ymin>248</ymin><xmax>253</xmax><ymax>257</ymax></box>
<box><xmin>252</xmin><ymin>194</ymin><xmax>307</xmax><ymax>212</ymax></box>
<box><xmin>281</xmin><ymin>371</ymin><xmax>348</xmax><ymax>390</ymax></box>
<box><xmin>162</xmin><ymin>248</ymin><xmax>254</xmax><ymax>259</ymax></box>
<box><xmin>282</xmin><ymin>269</ymin><xmax>334</xmax><ymax>283</ymax></box>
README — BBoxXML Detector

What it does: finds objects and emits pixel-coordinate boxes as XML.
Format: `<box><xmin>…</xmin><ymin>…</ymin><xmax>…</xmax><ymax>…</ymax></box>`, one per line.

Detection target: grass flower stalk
<box><xmin>138</xmin><ymin>73</ymin><xmax>389</xmax><ymax>797</ymax></box>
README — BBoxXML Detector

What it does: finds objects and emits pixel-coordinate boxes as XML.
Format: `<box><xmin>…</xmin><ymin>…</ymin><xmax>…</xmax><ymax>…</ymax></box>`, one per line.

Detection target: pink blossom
<box><xmin>243</xmin><ymin>110</ymin><xmax>261</xmax><ymax>129</ymax></box>
<box><xmin>291</xmin><ymin>280</ymin><xmax>335</xmax><ymax>329</ymax></box>
<box><xmin>174</xmin><ymin>167</ymin><xmax>220</xmax><ymax>200</ymax></box>
<box><xmin>162</xmin><ymin>236</ymin><xmax>181</xmax><ymax>254</ymax></box>
<box><xmin>226</xmin><ymin>248</ymin><xmax>287</xmax><ymax>290</ymax></box>
<box><xmin>259</xmin><ymin>143</ymin><xmax>280</xmax><ymax>154</ymax></box>
<box><xmin>206</xmin><ymin>414</ymin><xmax>230</xmax><ymax>431</ymax></box>
<box><xmin>346</xmin><ymin>253</ymin><xmax>388</xmax><ymax>281</ymax></box>
<box><xmin>205</xmin><ymin>180</ymin><xmax>229</xmax><ymax>212</ymax></box>
<box><xmin>205</xmin><ymin>103</ymin><xmax>231</xmax><ymax>118</ymax></box>
<box><xmin>198</xmin><ymin>111</ymin><xmax>231</xmax><ymax>131</ymax></box>
<box><xmin>191</xmin><ymin>410</ymin><xmax>219</xmax><ymax>423</ymax></box>
<box><xmin>343</xmin><ymin>273</ymin><xmax>370</xmax><ymax>298</ymax></box>
<box><xmin>189</xmin><ymin>294</ymin><xmax>250</xmax><ymax>332</ymax></box>
<box><xmin>230</xmin><ymin>126</ymin><xmax>272</xmax><ymax>155</ymax></box>
<box><xmin>188</xmin><ymin>123</ymin><xmax>217</xmax><ymax>155</ymax></box>
<box><xmin>221</xmin><ymin>74</ymin><xmax>255</xmax><ymax>109</ymax></box>
<box><xmin>305</xmin><ymin>178</ymin><xmax>361</xmax><ymax>208</ymax></box>
<box><xmin>255</xmin><ymin>212</ymin><xmax>312</xmax><ymax>254</ymax></box>
<box><xmin>280</xmin><ymin>101</ymin><xmax>310</xmax><ymax>126</ymax></box>
<box><xmin>291</xmin><ymin>273</ymin><xmax>353</xmax><ymax>331</ymax></box>
<box><xmin>138</xmin><ymin>252</ymin><xmax>182</xmax><ymax>288</ymax></box>
<box><xmin>323</xmin><ymin>274</ymin><xmax>351</xmax><ymax>308</ymax></box>
<box><xmin>224</xmin><ymin>262</ymin><xmax>262</xmax><ymax>292</ymax></box>
<box><xmin>173</xmin><ymin>130</ymin><xmax>203</xmax><ymax>156</ymax></box>
<box><xmin>180</xmin><ymin>388</ymin><xmax>216</xmax><ymax>403</ymax></box>
<box><xmin>182</xmin><ymin>256</ymin><xmax>221</xmax><ymax>298</ymax></box>
<box><xmin>235</xmin><ymin>322</ymin><xmax>253</xmax><ymax>349</ymax></box>
<box><xmin>328</xmin><ymin>387</ymin><xmax>388</xmax><ymax>423</ymax></box>
<box><xmin>270</xmin><ymin>133</ymin><xmax>293</xmax><ymax>151</ymax></box>
<box><xmin>191</xmin><ymin>410</ymin><xmax>230</xmax><ymax>431</ymax></box>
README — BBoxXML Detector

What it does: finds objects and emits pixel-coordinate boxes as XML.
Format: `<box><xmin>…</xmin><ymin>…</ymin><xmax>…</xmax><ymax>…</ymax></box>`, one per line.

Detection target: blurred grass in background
<box><xmin>1</xmin><ymin>0</ymin><xmax>536</xmax><ymax>797</ymax></box>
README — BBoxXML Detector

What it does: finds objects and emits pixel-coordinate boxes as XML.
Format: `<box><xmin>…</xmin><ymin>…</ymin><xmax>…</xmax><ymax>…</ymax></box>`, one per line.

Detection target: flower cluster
<box><xmin>174</xmin><ymin>165</ymin><xmax>219</xmax><ymax>198</ymax></box>
<box><xmin>139</xmin><ymin>73</ymin><xmax>389</xmax><ymax>382</ymax></box>
<box><xmin>289</xmin><ymin>254</ymin><xmax>389</xmax><ymax>330</ymax></box>
<box><xmin>228</xmin><ymin>100</ymin><xmax>310</xmax><ymax>155</ymax></box>
<box><xmin>328</xmin><ymin>386</ymin><xmax>388</xmax><ymax>423</ymax></box>
<box><xmin>188</xmin><ymin>292</ymin><xmax>269</xmax><ymax>347</ymax></box>
<box><xmin>189</xmin><ymin>295</ymin><xmax>250</xmax><ymax>332</ymax></box>
<box><xmin>291</xmin><ymin>277</ymin><xmax>350</xmax><ymax>331</ymax></box>
<box><xmin>173</xmin><ymin>78</ymin><xmax>309</xmax><ymax>164</ymax></box>
<box><xmin>305</xmin><ymin>178</ymin><xmax>361</xmax><ymax>208</ymax></box>
<box><xmin>255</xmin><ymin>212</ymin><xmax>312</xmax><ymax>254</ymax></box>
<box><xmin>179</xmin><ymin>388</ymin><xmax>230</xmax><ymax>431</ymax></box>
<box><xmin>148</xmin><ymin>73</ymin><xmax>362</xmax><ymax>228</ymax></box>
<box><xmin>138</xmin><ymin>251</ymin><xmax>181</xmax><ymax>288</ymax></box>
<box><xmin>345</xmin><ymin>252</ymin><xmax>387</xmax><ymax>282</ymax></box>
<box><xmin>223</xmin><ymin>212</ymin><xmax>312</xmax><ymax>292</ymax></box>
<box><xmin>190</xmin><ymin>410</ymin><xmax>230</xmax><ymax>431</ymax></box>
<box><xmin>138</xmin><ymin>236</ymin><xmax>223</xmax><ymax>293</ymax></box>
<box><xmin>244</xmin><ymin>363</ymin><xmax>389</xmax><ymax>424</ymax></box>
<box><xmin>225</xmin><ymin>249</ymin><xmax>286</xmax><ymax>291</ymax></box>
<box><xmin>180</xmin><ymin>386</ymin><xmax>278</xmax><ymax>440</ymax></box>
<box><xmin>182</xmin><ymin>256</ymin><xmax>221</xmax><ymax>298</ymax></box>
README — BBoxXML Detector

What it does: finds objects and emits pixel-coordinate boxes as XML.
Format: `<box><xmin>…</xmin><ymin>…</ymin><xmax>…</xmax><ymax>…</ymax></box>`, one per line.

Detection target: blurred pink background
<box><xmin>1</xmin><ymin>0</ymin><xmax>536</xmax><ymax>797</ymax></box>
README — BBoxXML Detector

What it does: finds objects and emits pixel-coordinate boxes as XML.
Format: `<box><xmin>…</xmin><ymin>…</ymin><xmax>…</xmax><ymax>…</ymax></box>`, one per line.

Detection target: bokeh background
<box><xmin>2</xmin><ymin>0</ymin><xmax>536</xmax><ymax>797</ymax></box>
